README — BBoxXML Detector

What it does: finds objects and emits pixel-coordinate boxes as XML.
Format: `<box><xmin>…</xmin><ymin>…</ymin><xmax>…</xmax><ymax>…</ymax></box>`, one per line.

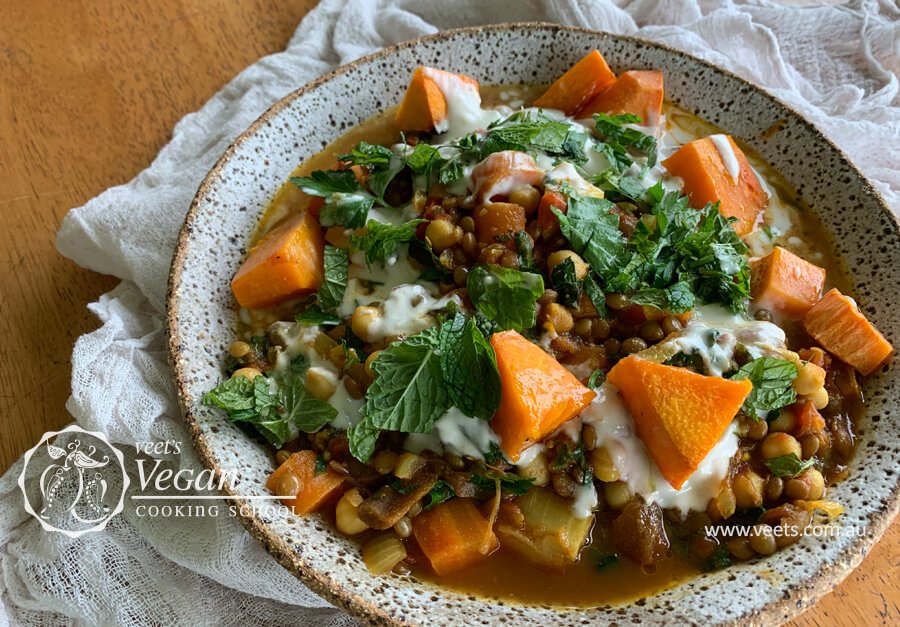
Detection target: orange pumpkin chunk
<box><xmin>607</xmin><ymin>356</ymin><xmax>753</xmax><ymax>490</ymax></box>
<box><xmin>394</xmin><ymin>66</ymin><xmax>480</xmax><ymax>132</ymax></box>
<box><xmin>412</xmin><ymin>498</ymin><xmax>499</xmax><ymax>576</ymax></box>
<box><xmin>472</xmin><ymin>150</ymin><xmax>545</xmax><ymax>203</ymax></box>
<box><xmin>750</xmin><ymin>246</ymin><xmax>826</xmax><ymax>317</ymax></box>
<box><xmin>579</xmin><ymin>70</ymin><xmax>664</xmax><ymax>126</ymax></box>
<box><xmin>804</xmin><ymin>288</ymin><xmax>893</xmax><ymax>375</ymax></box>
<box><xmin>231</xmin><ymin>208</ymin><xmax>325</xmax><ymax>309</ymax></box>
<box><xmin>490</xmin><ymin>330</ymin><xmax>596</xmax><ymax>461</ymax></box>
<box><xmin>266</xmin><ymin>450</ymin><xmax>346</xmax><ymax>515</ymax></box>
<box><xmin>662</xmin><ymin>135</ymin><xmax>767</xmax><ymax>236</ymax></box>
<box><xmin>533</xmin><ymin>50</ymin><xmax>616</xmax><ymax>116</ymax></box>
<box><xmin>474</xmin><ymin>202</ymin><xmax>527</xmax><ymax>244</ymax></box>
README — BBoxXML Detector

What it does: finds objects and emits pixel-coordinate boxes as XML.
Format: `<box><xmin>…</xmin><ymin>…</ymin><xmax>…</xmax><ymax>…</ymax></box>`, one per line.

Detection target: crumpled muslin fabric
<box><xmin>1</xmin><ymin>1</ymin><xmax>897</xmax><ymax>624</ymax></box>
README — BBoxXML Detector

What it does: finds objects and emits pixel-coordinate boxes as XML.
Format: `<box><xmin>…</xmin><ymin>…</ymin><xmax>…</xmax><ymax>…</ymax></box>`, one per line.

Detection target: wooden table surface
<box><xmin>0</xmin><ymin>1</ymin><xmax>895</xmax><ymax>624</ymax></box>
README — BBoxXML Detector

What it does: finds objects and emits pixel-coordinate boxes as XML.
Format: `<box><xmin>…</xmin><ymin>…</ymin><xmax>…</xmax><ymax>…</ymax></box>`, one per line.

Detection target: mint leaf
<box><xmin>466</xmin><ymin>265</ymin><xmax>544</xmax><ymax>332</ymax></box>
<box><xmin>316</xmin><ymin>246</ymin><xmax>348</xmax><ymax>312</ymax></box>
<box><xmin>550</xmin><ymin>257</ymin><xmax>582</xmax><ymax>308</ymax></box>
<box><xmin>361</xmin><ymin>326</ymin><xmax>450</xmax><ymax>433</ymax></box>
<box><xmin>593</xmin><ymin>112</ymin><xmax>657</xmax><ymax>171</ymax></box>
<box><xmin>277</xmin><ymin>374</ymin><xmax>337</xmax><ymax>433</ymax></box>
<box><xmin>348</xmin><ymin>419</ymin><xmax>381</xmax><ymax>462</ymax></box>
<box><xmin>202</xmin><ymin>376</ymin><xmax>288</xmax><ymax>446</ymax></box>
<box><xmin>438</xmin><ymin>313</ymin><xmax>501</xmax><ymax>420</ymax></box>
<box><xmin>553</xmin><ymin>194</ymin><xmax>626</xmax><ymax>279</ymax></box>
<box><xmin>730</xmin><ymin>357</ymin><xmax>798</xmax><ymax>417</ymax></box>
<box><xmin>351</xmin><ymin>219</ymin><xmax>425</xmax><ymax>266</ymax></box>
<box><xmin>763</xmin><ymin>453</ymin><xmax>814</xmax><ymax>478</ymax></box>
<box><xmin>291</xmin><ymin>170</ymin><xmax>359</xmax><ymax>196</ymax></box>
<box><xmin>628</xmin><ymin>281</ymin><xmax>695</xmax><ymax>313</ymax></box>
<box><xmin>424</xmin><ymin>479</ymin><xmax>455</xmax><ymax>510</ymax></box>
<box><xmin>340</xmin><ymin>142</ymin><xmax>394</xmax><ymax>168</ymax></box>
<box><xmin>295</xmin><ymin>305</ymin><xmax>342</xmax><ymax>326</ymax></box>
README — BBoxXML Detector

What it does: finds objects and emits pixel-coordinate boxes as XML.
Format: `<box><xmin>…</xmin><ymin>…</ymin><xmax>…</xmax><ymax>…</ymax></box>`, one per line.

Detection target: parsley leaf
<box><xmin>730</xmin><ymin>357</ymin><xmax>798</xmax><ymax>418</ymax></box>
<box><xmin>592</xmin><ymin>112</ymin><xmax>658</xmax><ymax>172</ymax></box>
<box><xmin>291</xmin><ymin>170</ymin><xmax>359</xmax><ymax>196</ymax></box>
<box><xmin>352</xmin><ymin>327</ymin><xmax>450</xmax><ymax>461</ymax></box>
<box><xmin>424</xmin><ymin>479</ymin><xmax>455</xmax><ymax>510</ymax></box>
<box><xmin>550</xmin><ymin>257</ymin><xmax>582</xmax><ymax>307</ymax></box>
<box><xmin>763</xmin><ymin>453</ymin><xmax>815</xmax><ymax>478</ymax></box>
<box><xmin>351</xmin><ymin>219</ymin><xmax>425</xmax><ymax>266</ymax></box>
<box><xmin>295</xmin><ymin>305</ymin><xmax>342</xmax><ymax>326</ymax></box>
<box><xmin>340</xmin><ymin>141</ymin><xmax>394</xmax><ymax>168</ymax></box>
<box><xmin>438</xmin><ymin>313</ymin><xmax>501</xmax><ymax>420</ymax></box>
<box><xmin>466</xmin><ymin>265</ymin><xmax>544</xmax><ymax>332</ymax></box>
<box><xmin>587</xmin><ymin>369</ymin><xmax>606</xmax><ymax>389</ymax></box>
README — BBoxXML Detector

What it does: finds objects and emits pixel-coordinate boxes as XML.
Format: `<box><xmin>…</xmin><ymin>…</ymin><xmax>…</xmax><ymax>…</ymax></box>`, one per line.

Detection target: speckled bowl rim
<box><xmin>166</xmin><ymin>23</ymin><xmax>900</xmax><ymax>626</ymax></box>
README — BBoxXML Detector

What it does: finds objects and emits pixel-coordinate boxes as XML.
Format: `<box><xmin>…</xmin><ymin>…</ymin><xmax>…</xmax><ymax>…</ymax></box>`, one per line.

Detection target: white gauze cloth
<box><xmin>1</xmin><ymin>0</ymin><xmax>897</xmax><ymax>624</ymax></box>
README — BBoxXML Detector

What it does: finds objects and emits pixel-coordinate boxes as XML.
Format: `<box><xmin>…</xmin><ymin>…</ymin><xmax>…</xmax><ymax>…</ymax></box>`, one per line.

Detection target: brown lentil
<box><xmin>228</xmin><ymin>341</ymin><xmax>251</xmax><ymax>359</ymax></box>
<box><xmin>499</xmin><ymin>251</ymin><xmax>520</xmax><ymax>269</ymax></box>
<box><xmin>749</xmin><ymin>524</ymin><xmax>777</xmax><ymax>555</ymax></box>
<box><xmin>453</xmin><ymin>266</ymin><xmax>469</xmax><ymax>286</ymax></box>
<box><xmin>764</xmin><ymin>476</ymin><xmax>784</xmax><ymax>502</ymax></box>
<box><xmin>621</xmin><ymin>337</ymin><xmax>648</xmax><ymax>354</ymax></box>
<box><xmin>275</xmin><ymin>449</ymin><xmax>291</xmax><ymax>465</ymax></box>
<box><xmin>661</xmin><ymin>316</ymin><xmax>683</xmax><ymax>335</ymax></box>
<box><xmin>459</xmin><ymin>216</ymin><xmax>475</xmax><ymax>233</ymax></box>
<box><xmin>639</xmin><ymin>321</ymin><xmax>665</xmax><ymax>343</ymax></box>
<box><xmin>574</xmin><ymin>318</ymin><xmax>593</xmax><ymax>337</ymax></box>
<box><xmin>591</xmin><ymin>318</ymin><xmax>611</xmax><ymax>340</ymax></box>
<box><xmin>746</xmin><ymin>418</ymin><xmax>769</xmax><ymax>441</ymax></box>
<box><xmin>800</xmin><ymin>434</ymin><xmax>820</xmax><ymax>459</ymax></box>
<box><xmin>606</xmin><ymin>293</ymin><xmax>628</xmax><ymax>310</ymax></box>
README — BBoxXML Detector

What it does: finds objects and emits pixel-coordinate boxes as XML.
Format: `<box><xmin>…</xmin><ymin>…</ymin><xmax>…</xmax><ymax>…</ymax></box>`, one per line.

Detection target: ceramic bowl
<box><xmin>167</xmin><ymin>23</ymin><xmax>899</xmax><ymax>625</ymax></box>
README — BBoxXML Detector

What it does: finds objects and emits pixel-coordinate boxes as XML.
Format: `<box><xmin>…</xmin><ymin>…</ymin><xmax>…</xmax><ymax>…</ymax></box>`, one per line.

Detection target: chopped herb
<box><xmin>592</xmin><ymin>112</ymin><xmax>658</xmax><ymax>172</ymax></box>
<box><xmin>484</xmin><ymin>441</ymin><xmax>507</xmax><ymax>465</ymax></box>
<box><xmin>466</xmin><ymin>265</ymin><xmax>544</xmax><ymax>332</ymax></box>
<box><xmin>552</xmin><ymin>193</ymin><xmax>626</xmax><ymax>279</ymax></box>
<box><xmin>763</xmin><ymin>453</ymin><xmax>815</xmax><ymax>478</ymax></box>
<box><xmin>587</xmin><ymin>369</ymin><xmax>606</xmax><ymax>389</ymax></box>
<box><xmin>512</xmin><ymin>231</ymin><xmax>537</xmax><ymax>273</ymax></box>
<box><xmin>437</xmin><ymin>313</ymin><xmax>501</xmax><ymax>420</ymax></box>
<box><xmin>390</xmin><ymin>479</ymin><xmax>422</xmax><ymax>495</ymax></box>
<box><xmin>316</xmin><ymin>246</ymin><xmax>349</xmax><ymax>312</ymax></box>
<box><xmin>314</xmin><ymin>455</ymin><xmax>327</xmax><ymax>475</ymax></box>
<box><xmin>291</xmin><ymin>171</ymin><xmax>374</xmax><ymax>229</ymax></box>
<box><xmin>730</xmin><ymin>357</ymin><xmax>798</xmax><ymax>417</ymax></box>
<box><xmin>594</xmin><ymin>553</ymin><xmax>619</xmax><ymax>571</ymax></box>
<box><xmin>424</xmin><ymin>479</ymin><xmax>455</xmax><ymax>510</ymax></box>
<box><xmin>471</xmin><ymin>471</ymin><xmax>534</xmax><ymax>496</ymax></box>
<box><xmin>550</xmin><ymin>257</ymin><xmax>582</xmax><ymax>308</ymax></box>
<box><xmin>351</xmin><ymin>218</ymin><xmax>425</xmax><ymax>266</ymax></box>
<box><xmin>295</xmin><ymin>305</ymin><xmax>342</xmax><ymax>326</ymax></box>
<box><xmin>408</xmin><ymin>237</ymin><xmax>451</xmax><ymax>281</ymax></box>
<box><xmin>664</xmin><ymin>350</ymin><xmax>707</xmax><ymax>374</ymax></box>
<box><xmin>702</xmin><ymin>545</ymin><xmax>732</xmax><ymax>572</ymax></box>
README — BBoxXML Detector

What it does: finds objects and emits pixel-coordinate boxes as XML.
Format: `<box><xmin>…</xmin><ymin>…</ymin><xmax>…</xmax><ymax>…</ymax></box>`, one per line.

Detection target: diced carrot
<box><xmin>607</xmin><ymin>356</ymin><xmax>753</xmax><ymax>489</ymax></box>
<box><xmin>533</xmin><ymin>50</ymin><xmax>616</xmax><ymax>115</ymax></box>
<box><xmin>804</xmin><ymin>288</ymin><xmax>893</xmax><ymax>375</ymax></box>
<box><xmin>231</xmin><ymin>208</ymin><xmax>325</xmax><ymax>309</ymax></box>
<box><xmin>394</xmin><ymin>66</ymin><xmax>480</xmax><ymax>132</ymax></box>
<box><xmin>662</xmin><ymin>136</ymin><xmax>768</xmax><ymax>236</ymax></box>
<box><xmin>412</xmin><ymin>498</ymin><xmax>499</xmax><ymax>576</ymax></box>
<box><xmin>578</xmin><ymin>70</ymin><xmax>664</xmax><ymax>126</ymax></box>
<box><xmin>474</xmin><ymin>202</ymin><xmax>526</xmax><ymax>244</ymax></box>
<box><xmin>472</xmin><ymin>151</ymin><xmax>545</xmax><ymax>203</ymax></box>
<box><xmin>790</xmin><ymin>400</ymin><xmax>826</xmax><ymax>436</ymax></box>
<box><xmin>266</xmin><ymin>450</ymin><xmax>347</xmax><ymax>515</ymax></box>
<box><xmin>490</xmin><ymin>331</ymin><xmax>596</xmax><ymax>461</ymax></box>
<box><xmin>750</xmin><ymin>246</ymin><xmax>826</xmax><ymax>317</ymax></box>
<box><xmin>537</xmin><ymin>189</ymin><xmax>567</xmax><ymax>232</ymax></box>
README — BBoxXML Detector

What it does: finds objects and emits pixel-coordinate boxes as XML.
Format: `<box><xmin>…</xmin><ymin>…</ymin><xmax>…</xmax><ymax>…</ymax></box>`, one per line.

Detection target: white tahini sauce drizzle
<box><xmin>708</xmin><ymin>134</ymin><xmax>741</xmax><ymax>183</ymax></box>
<box><xmin>404</xmin><ymin>407</ymin><xmax>500</xmax><ymax>460</ymax></box>
<box><xmin>423</xmin><ymin>68</ymin><xmax>503</xmax><ymax>138</ymax></box>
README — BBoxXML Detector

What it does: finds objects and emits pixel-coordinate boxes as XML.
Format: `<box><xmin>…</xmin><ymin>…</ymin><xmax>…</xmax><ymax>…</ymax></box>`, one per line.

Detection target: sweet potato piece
<box><xmin>474</xmin><ymin>202</ymin><xmax>526</xmax><ymax>244</ymax></box>
<box><xmin>394</xmin><ymin>66</ymin><xmax>480</xmax><ymax>132</ymax></box>
<box><xmin>490</xmin><ymin>331</ymin><xmax>596</xmax><ymax>461</ymax></box>
<box><xmin>231</xmin><ymin>208</ymin><xmax>325</xmax><ymax>309</ymax></box>
<box><xmin>266</xmin><ymin>451</ymin><xmax>346</xmax><ymax>515</ymax></box>
<box><xmin>750</xmin><ymin>246</ymin><xmax>826</xmax><ymax>317</ymax></box>
<box><xmin>412</xmin><ymin>498</ymin><xmax>499</xmax><ymax>576</ymax></box>
<box><xmin>537</xmin><ymin>189</ymin><xmax>567</xmax><ymax>233</ymax></box>
<box><xmin>533</xmin><ymin>50</ymin><xmax>616</xmax><ymax>115</ymax></box>
<box><xmin>662</xmin><ymin>135</ymin><xmax>767</xmax><ymax>236</ymax></box>
<box><xmin>472</xmin><ymin>150</ymin><xmax>545</xmax><ymax>203</ymax></box>
<box><xmin>607</xmin><ymin>356</ymin><xmax>752</xmax><ymax>489</ymax></box>
<box><xmin>804</xmin><ymin>288</ymin><xmax>893</xmax><ymax>375</ymax></box>
<box><xmin>578</xmin><ymin>70</ymin><xmax>664</xmax><ymax>126</ymax></box>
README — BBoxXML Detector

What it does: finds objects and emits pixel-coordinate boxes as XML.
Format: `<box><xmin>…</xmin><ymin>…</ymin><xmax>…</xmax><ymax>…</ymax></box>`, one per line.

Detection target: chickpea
<box><xmin>574</xmin><ymin>318</ymin><xmax>593</xmax><ymax>337</ymax></box>
<box><xmin>305</xmin><ymin>367</ymin><xmax>337</xmax><ymax>400</ymax></box>
<box><xmin>508</xmin><ymin>186</ymin><xmax>541</xmax><ymax>215</ymax></box>
<box><xmin>228</xmin><ymin>340</ymin><xmax>251</xmax><ymax>358</ymax></box>
<box><xmin>364</xmin><ymin>350</ymin><xmax>381</xmax><ymax>379</ymax></box>
<box><xmin>760</xmin><ymin>432</ymin><xmax>802</xmax><ymax>460</ymax></box>
<box><xmin>546</xmin><ymin>250</ymin><xmax>589</xmax><ymax>280</ymax></box>
<box><xmin>767</xmin><ymin>410</ymin><xmax>797</xmax><ymax>433</ymax></box>
<box><xmin>351</xmin><ymin>305</ymin><xmax>382</xmax><ymax>342</ymax></box>
<box><xmin>749</xmin><ymin>524</ymin><xmax>777</xmax><ymax>555</ymax></box>
<box><xmin>231</xmin><ymin>367</ymin><xmax>262</xmax><ymax>381</ymax></box>
<box><xmin>806</xmin><ymin>468</ymin><xmax>826</xmax><ymax>500</ymax></box>
<box><xmin>589</xmin><ymin>447</ymin><xmax>620</xmax><ymax>483</ymax></box>
<box><xmin>335</xmin><ymin>488</ymin><xmax>369</xmax><ymax>535</ymax></box>
<box><xmin>542</xmin><ymin>303</ymin><xmax>574</xmax><ymax>333</ymax></box>
<box><xmin>810</xmin><ymin>386</ymin><xmax>830</xmax><ymax>410</ymax></box>
<box><xmin>603</xmin><ymin>481</ymin><xmax>631</xmax><ymax>510</ymax></box>
<box><xmin>733</xmin><ymin>471</ymin><xmax>765</xmax><ymax>509</ymax></box>
<box><xmin>785</xmin><ymin>477</ymin><xmax>811</xmax><ymax>501</ymax></box>
<box><xmin>325</xmin><ymin>225</ymin><xmax>351</xmax><ymax>248</ymax></box>
<box><xmin>793</xmin><ymin>360</ymin><xmax>826</xmax><ymax>396</ymax></box>
<box><xmin>425</xmin><ymin>218</ymin><xmax>460</xmax><ymax>252</ymax></box>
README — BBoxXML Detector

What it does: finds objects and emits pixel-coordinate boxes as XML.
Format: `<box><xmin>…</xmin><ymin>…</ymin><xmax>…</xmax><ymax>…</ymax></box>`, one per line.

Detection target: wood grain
<box><xmin>0</xmin><ymin>1</ymin><xmax>894</xmax><ymax>624</ymax></box>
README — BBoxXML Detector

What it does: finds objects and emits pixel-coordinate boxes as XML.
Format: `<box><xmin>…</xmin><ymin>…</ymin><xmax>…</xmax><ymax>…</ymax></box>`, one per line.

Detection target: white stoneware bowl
<box><xmin>167</xmin><ymin>23</ymin><xmax>899</xmax><ymax>626</ymax></box>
